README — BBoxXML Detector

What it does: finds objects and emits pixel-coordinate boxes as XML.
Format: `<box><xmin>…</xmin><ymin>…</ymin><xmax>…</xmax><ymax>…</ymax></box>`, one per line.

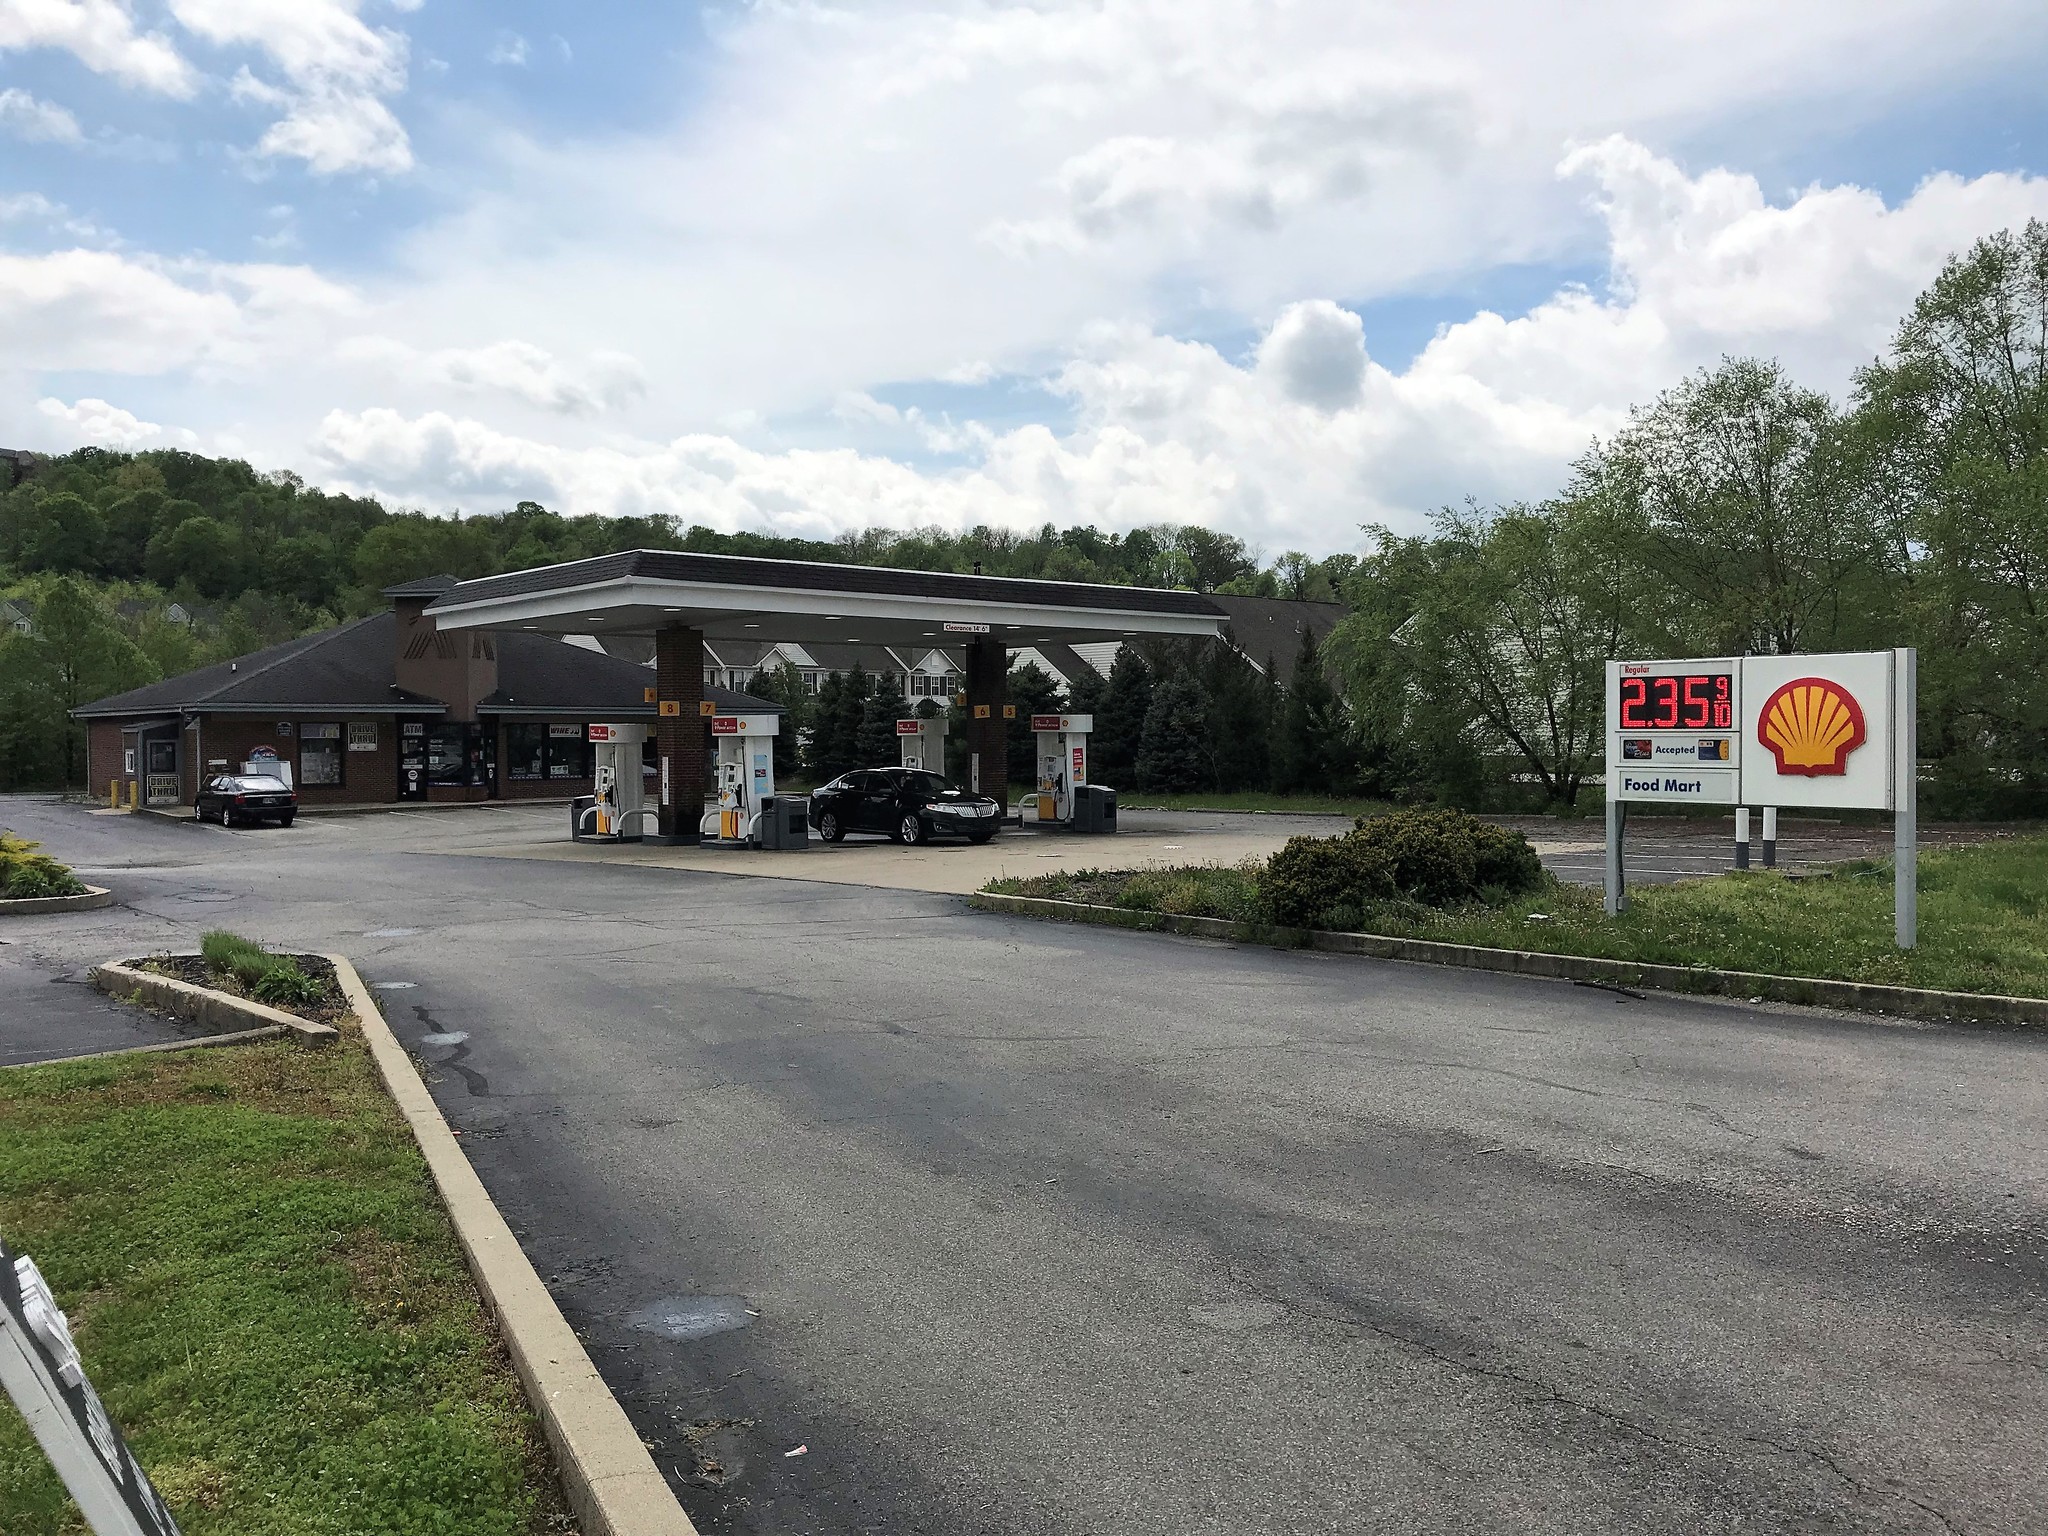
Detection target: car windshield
<box><xmin>897</xmin><ymin>770</ymin><xmax>952</xmax><ymax>795</ymax></box>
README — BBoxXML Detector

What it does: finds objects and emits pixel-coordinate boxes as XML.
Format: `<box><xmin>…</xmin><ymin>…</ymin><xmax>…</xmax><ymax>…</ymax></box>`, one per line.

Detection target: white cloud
<box><xmin>37</xmin><ymin>394</ymin><xmax>161</xmax><ymax>446</ymax></box>
<box><xmin>0</xmin><ymin>247</ymin><xmax>353</xmax><ymax>374</ymax></box>
<box><xmin>486</xmin><ymin>30</ymin><xmax>527</xmax><ymax>67</ymax></box>
<box><xmin>337</xmin><ymin>336</ymin><xmax>647</xmax><ymax>414</ymax></box>
<box><xmin>0</xmin><ymin>0</ymin><xmax>196</xmax><ymax>95</ymax></box>
<box><xmin>0</xmin><ymin>86</ymin><xmax>83</xmax><ymax>142</ymax></box>
<box><xmin>311</xmin><ymin>143</ymin><xmax>2048</xmax><ymax>551</ymax></box>
<box><xmin>170</xmin><ymin>0</ymin><xmax>412</xmax><ymax>173</ymax></box>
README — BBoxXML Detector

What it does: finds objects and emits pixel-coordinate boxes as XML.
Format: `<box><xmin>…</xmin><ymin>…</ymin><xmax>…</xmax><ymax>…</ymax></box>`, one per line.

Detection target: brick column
<box><xmin>964</xmin><ymin>639</ymin><xmax>1008</xmax><ymax>805</ymax></box>
<box><xmin>652</xmin><ymin>625</ymin><xmax>705</xmax><ymax>844</ymax></box>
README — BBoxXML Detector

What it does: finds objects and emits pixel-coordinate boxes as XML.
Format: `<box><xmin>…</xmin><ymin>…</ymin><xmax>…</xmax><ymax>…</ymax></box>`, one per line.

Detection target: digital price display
<box><xmin>1617</xmin><ymin>671</ymin><xmax>1733</xmax><ymax>730</ymax></box>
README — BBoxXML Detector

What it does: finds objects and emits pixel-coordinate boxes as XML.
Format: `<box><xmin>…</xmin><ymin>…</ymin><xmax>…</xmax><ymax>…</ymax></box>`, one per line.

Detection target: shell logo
<box><xmin>1758</xmin><ymin>677</ymin><xmax>1866</xmax><ymax>776</ymax></box>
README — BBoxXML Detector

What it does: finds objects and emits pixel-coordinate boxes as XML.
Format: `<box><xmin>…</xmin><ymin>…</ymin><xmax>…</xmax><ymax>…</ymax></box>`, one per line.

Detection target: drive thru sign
<box><xmin>1604</xmin><ymin>650</ymin><xmax>1917</xmax><ymax>946</ymax></box>
<box><xmin>0</xmin><ymin>1234</ymin><xmax>179</xmax><ymax>1534</ymax></box>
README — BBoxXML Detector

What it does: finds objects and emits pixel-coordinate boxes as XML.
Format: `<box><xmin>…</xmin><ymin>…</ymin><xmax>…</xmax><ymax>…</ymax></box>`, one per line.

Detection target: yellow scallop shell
<box><xmin>1761</xmin><ymin>682</ymin><xmax>1861</xmax><ymax>772</ymax></box>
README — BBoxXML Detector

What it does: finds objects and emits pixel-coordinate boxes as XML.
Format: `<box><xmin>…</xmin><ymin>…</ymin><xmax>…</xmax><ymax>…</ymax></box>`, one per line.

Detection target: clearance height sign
<box><xmin>1603</xmin><ymin>649</ymin><xmax>1919</xmax><ymax>945</ymax></box>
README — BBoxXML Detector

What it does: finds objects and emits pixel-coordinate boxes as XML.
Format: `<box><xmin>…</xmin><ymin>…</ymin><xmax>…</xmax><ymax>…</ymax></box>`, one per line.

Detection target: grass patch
<box><xmin>985</xmin><ymin>833</ymin><xmax>2048</xmax><ymax>998</ymax></box>
<box><xmin>0</xmin><ymin>1027</ymin><xmax>573</xmax><ymax>1534</ymax></box>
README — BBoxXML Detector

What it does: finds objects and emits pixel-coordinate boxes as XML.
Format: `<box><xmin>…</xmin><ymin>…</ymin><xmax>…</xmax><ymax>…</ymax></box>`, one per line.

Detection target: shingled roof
<box><xmin>73</xmin><ymin>610</ymin><xmax>782</xmax><ymax>720</ymax></box>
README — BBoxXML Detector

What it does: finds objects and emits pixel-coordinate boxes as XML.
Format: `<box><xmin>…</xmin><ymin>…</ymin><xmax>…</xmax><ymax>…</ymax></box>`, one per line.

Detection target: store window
<box><xmin>505</xmin><ymin>723</ymin><xmax>547</xmax><ymax>781</ymax></box>
<box><xmin>547</xmin><ymin>723</ymin><xmax>590</xmax><ymax>779</ymax></box>
<box><xmin>300</xmin><ymin>723</ymin><xmax>343</xmax><ymax>787</ymax></box>
<box><xmin>427</xmin><ymin>724</ymin><xmax>482</xmax><ymax>786</ymax></box>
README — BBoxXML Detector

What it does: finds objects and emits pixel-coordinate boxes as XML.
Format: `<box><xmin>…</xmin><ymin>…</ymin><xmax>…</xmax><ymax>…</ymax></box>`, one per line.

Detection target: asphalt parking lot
<box><xmin>3</xmin><ymin>794</ymin><xmax>2044</xmax><ymax>1534</ymax></box>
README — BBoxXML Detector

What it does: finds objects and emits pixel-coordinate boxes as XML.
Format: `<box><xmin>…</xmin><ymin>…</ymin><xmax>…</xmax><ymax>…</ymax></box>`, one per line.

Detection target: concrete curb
<box><xmin>0</xmin><ymin>884</ymin><xmax>114</xmax><ymax>916</ymax></box>
<box><xmin>326</xmin><ymin>954</ymin><xmax>700</xmax><ymax>1536</ymax></box>
<box><xmin>91</xmin><ymin>959</ymin><xmax>341</xmax><ymax>1044</ymax></box>
<box><xmin>8</xmin><ymin>1025</ymin><xmax>296</xmax><ymax>1069</ymax></box>
<box><xmin>967</xmin><ymin>891</ymin><xmax>2048</xmax><ymax>1028</ymax></box>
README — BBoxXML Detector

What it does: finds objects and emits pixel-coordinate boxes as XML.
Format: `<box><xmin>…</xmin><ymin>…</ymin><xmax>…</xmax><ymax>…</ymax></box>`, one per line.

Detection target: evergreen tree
<box><xmin>857</xmin><ymin>679</ymin><xmax>911</xmax><ymax>766</ymax></box>
<box><xmin>1204</xmin><ymin>636</ymin><xmax>1276</xmax><ymax>792</ymax></box>
<box><xmin>1136</xmin><ymin>666</ymin><xmax>1210</xmax><ymax>793</ymax></box>
<box><xmin>748</xmin><ymin>659</ymin><xmax>814</xmax><ymax>741</ymax></box>
<box><xmin>824</xmin><ymin>663</ymin><xmax>871</xmax><ymax>777</ymax></box>
<box><xmin>1090</xmin><ymin>650</ymin><xmax>1152</xmax><ymax>788</ymax></box>
<box><xmin>803</xmin><ymin>671</ymin><xmax>845</xmax><ymax>782</ymax></box>
<box><xmin>1275</xmin><ymin>628</ymin><xmax>1352</xmax><ymax>793</ymax></box>
<box><xmin>1005</xmin><ymin>660</ymin><xmax>1065</xmax><ymax>786</ymax></box>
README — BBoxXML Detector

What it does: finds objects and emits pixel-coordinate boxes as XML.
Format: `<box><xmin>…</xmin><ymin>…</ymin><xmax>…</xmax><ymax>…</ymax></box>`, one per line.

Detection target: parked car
<box><xmin>808</xmin><ymin>767</ymin><xmax>1002</xmax><ymax>845</ymax></box>
<box><xmin>195</xmin><ymin>774</ymin><xmax>298</xmax><ymax>828</ymax></box>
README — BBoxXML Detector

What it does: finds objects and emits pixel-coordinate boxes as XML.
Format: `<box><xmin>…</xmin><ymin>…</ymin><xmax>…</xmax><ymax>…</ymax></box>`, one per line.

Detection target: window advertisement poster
<box><xmin>299</xmin><ymin>723</ymin><xmax>343</xmax><ymax>787</ymax></box>
<box><xmin>0</xmin><ymin>1234</ymin><xmax>181</xmax><ymax>1535</ymax></box>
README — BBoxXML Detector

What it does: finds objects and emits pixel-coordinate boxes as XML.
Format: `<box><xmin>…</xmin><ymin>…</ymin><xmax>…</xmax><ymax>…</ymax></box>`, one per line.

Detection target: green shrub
<box><xmin>1260</xmin><ymin>808</ymin><xmax>1546</xmax><ymax>928</ymax></box>
<box><xmin>1262</xmin><ymin>832</ymin><xmax>1395</xmax><ymax>927</ymax></box>
<box><xmin>0</xmin><ymin>831</ymin><xmax>87</xmax><ymax>899</ymax></box>
<box><xmin>200</xmin><ymin>930</ymin><xmax>325</xmax><ymax>1011</ymax></box>
<box><xmin>251</xmin><ymin>960</ymin><xmax>324</xmax><ymax>1009</ymax></box>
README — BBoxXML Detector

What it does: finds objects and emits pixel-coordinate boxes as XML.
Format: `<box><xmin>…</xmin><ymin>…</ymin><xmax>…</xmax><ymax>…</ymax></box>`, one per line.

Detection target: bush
<box><xmin>252</xmin><ymin>960</ymin><xmax>324</xmax><ymax>1008</ymax></box>
<box><xmin>1260</xmin><ymin>808</ymin><xmax>1545</xmax><ymax>928</ymax></box>
<box><xmin>1261</xmin><ymin>833</ymin><xmax>1394</xmax><ymax>928</ymax></box>
<box><xmin>201</xmin><ymin>929</ymin><xmax>324</xmax><ymax>1010</ymax></box>
<box><xmin>0</xmin><ymin>831</ymin><xmax>87</xmax><ymax>899</ymax></box>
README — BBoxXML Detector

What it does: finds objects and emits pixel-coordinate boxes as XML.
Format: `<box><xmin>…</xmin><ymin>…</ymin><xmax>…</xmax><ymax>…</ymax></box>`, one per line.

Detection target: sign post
<box><xmin>1605</xmin><ymin>650</ymin><xmax>1917</xmax><ymax>948</ymax></box>
<box><xmin>0</xmin><ymin>1237</ymin><xmax>180</xmax><ymax>1535</ymax></box>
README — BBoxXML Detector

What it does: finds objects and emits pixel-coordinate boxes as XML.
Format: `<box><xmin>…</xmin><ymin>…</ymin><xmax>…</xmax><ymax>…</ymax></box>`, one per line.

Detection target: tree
<box><xmin>1204</xmin><ymin>636</ymin><xmax>1277</xmax><ymax>792</ymax></box>
<box><xmin>1136</xmin><ymin>666</ymin><xmax>1209</xmax><ymax>792</ymax></box>
<box><xmin>1090</xmin><ymin>650</ymin><xmax>1153</xmax><ymax>788</ymax></box>
<box><xmin>19</xmin><ymin>493</ymin><xmax>104</xmax><ymax>575</ymax></box>
<box><xmin>1273</xmin><ymin>628</ymin><xmax>1352</xmax><ymax>794</ymax></box>
<box><xmin>748</xmin><ymin>660</ymin><xmax>815</xmax><ymax>743</ymax></box>
<box><xmin>1005</xmin><ymin>661</ymin><xmax>1065</xmax><ymax>786</ymax></box>
<box><xmin>803</xmin><ymin>671</ymin><xmax>846</xmax><ymax>782</ymax></box>
<box><xmin>856</xmin><ymin>679</ymin><xmax>910</xmax><ymax>766</ymax></box>
<box><xmin>1580</xmin><ymin>357</ymin><xmax>1885</xmax><ymax>656</ymax></box>
<box><xmin>0</xmin><ymin>578</ymin><xmax>156</xmax><ymax>787</ymax></box>
<box><xmin>146</xmin><ymin>515</ymin><xmax>241</xmax><ymax>597</ymax></box>
<box><xmin>1853</xmin><ymin>219</ymin><xmax>2048</xmax><ymax>812</ymax></box>
<box><xmin>1359</xmin><ymin>500</ymin><xmax>1635</xmax><ymax>808</ymax></box>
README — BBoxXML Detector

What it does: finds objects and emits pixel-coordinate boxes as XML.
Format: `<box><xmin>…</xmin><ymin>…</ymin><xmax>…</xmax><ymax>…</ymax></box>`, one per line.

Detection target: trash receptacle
<box><xmin>757</xmin><ymin>795</ymin><xmax>810</xmax><ymax>849</ymax></box>
<box><xmin>1073</xmin><ymin>784</ymin><xmax>1117</xmax><ymax>833</ymax></box>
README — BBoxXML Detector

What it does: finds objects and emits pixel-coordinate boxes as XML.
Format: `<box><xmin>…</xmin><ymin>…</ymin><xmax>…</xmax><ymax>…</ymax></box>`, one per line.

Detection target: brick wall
<box><xmin>88</xmin><ymin>720</ymin><xmax>124</xmax><ymax>804</ymax></box>
<box><xmin>196</xmin><ymin>715</ymin><xmax>400</xmax><ymax>804</ymax></box>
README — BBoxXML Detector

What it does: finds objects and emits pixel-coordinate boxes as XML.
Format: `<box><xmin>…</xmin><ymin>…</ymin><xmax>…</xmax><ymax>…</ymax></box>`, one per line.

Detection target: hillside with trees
<box><xmin>4</xmin><ymin>221</ymin><xmax>2044</xmax><ymax>812</ymax></box>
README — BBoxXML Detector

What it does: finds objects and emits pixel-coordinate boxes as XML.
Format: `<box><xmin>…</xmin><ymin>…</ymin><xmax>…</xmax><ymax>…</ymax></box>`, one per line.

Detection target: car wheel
<box><xmin>897</xmin><ymin>813</ymin><xmax>927</xmax><ymax>846</ymax></box>
<box><xmin>818</xmin><ymin>810</ymin><xmax>845</xmax><ymax>843</ymax></box>
<box><xmin>278</xmin><ymin>814</ymin><xmax>295</xmax><ymax>827</ymax></box>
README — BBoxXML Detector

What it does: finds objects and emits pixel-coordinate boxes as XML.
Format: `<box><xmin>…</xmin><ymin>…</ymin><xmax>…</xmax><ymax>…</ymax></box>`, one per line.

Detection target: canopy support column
<box><xmin>964</xmin><ymin>639</ymin><xmax>1008</xmax><ymax>807</ymax></box>
<box><xmin>650</xmin><ymin>624</ymin><xmax>705</xmax><ymax>845</ymax></box>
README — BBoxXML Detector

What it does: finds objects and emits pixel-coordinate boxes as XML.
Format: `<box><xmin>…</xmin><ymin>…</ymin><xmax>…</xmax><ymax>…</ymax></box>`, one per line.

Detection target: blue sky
<box><xmin>3</xmin><ymin>0</ymin><xmax>2046</xmax><ymax>552</ymax></box>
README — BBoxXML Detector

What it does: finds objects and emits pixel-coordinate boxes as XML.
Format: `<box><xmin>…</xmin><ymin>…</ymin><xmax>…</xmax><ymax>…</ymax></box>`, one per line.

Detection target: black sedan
<box><xmin>808</xmin><ymin>767</ymin><xmax>1002</xmax><ymax>845</ymax></box>
<box><xmin>196</xmin><ymin>773</ymin><xmax>299</xmax><ymax>828</ymax></box>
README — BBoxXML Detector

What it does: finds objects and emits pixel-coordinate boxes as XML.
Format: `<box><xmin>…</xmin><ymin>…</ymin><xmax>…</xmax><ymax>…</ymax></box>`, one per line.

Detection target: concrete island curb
<box><xmin>325</xmin><ymin>954</ymin><xmax>701</xmax><ymax>1536</ymax></box>
<box><xmin>91</xmin><ymin>958</ymin><xmax>341</xmax><ymax>1045</ymax></box>
<box><xmin>966</xmin><ymin>891</ymin><xmax>2048</xmax><ymax>1028</ymax></box>
<box><xmin>0</xmin><ymin>884</ymin><xmax>115</xmax><ymax>916</ymax></box>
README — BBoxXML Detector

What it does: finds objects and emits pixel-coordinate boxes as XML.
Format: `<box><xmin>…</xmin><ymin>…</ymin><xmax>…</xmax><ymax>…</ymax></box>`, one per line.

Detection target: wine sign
<box><xmin>0</xmin><ymin>1234</ymin><xmax>180</xmax><ymax>1535</ymax></box>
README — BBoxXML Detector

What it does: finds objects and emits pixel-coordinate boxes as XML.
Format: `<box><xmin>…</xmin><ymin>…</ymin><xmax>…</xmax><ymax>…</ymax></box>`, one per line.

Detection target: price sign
<box><xmin>1616</xmin><ymin>671</ymin><xmax>1734</xmax><ymax>730</ymax></box>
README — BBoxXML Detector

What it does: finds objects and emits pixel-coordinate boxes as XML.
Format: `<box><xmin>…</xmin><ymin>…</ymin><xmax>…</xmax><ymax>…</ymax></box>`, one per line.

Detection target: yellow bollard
<box><xmin>109</xmin><ymin>780</ymin><xmax>118</xmax><ymax>808</ymax></box>
<box><xmin>128</xmin><ymin>781</ymin><xmax>138</xmax><ymax>810</ymax></box>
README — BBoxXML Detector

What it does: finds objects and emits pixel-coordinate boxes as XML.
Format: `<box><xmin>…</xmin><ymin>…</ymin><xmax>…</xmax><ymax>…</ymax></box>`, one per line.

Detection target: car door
<box><xmin>843</xmin><ymin>771</ymin><xmax>883</xmax><ymax>832</ymax></box>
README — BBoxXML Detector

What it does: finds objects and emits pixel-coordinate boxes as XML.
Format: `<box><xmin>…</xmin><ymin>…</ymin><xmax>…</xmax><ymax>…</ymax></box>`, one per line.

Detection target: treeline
<box><xmin>1334</xmin><ymin>220</ymin><xmax>2048</xmax><ymax>817</ymax></box>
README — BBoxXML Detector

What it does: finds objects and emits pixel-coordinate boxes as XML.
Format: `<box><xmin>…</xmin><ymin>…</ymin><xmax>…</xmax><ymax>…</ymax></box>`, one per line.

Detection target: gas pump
<box><xmin>581</xmin><ymin>723</ymin><xmax>651</xmax><ymax>840</ymax></box>
<box><xmin>896</xmin><ymin>717</ymin><xmax>947</xmax><ymax>773</ymax></box>
<box><xmin>701</xmin><ymin>714</ymin><xmax>780</xmax><ymax>843</ymax></box>
<box><xmin>1026</xmin><ymin>713</ymin><xmax>1091</xmax><ymax>824</ymax></box>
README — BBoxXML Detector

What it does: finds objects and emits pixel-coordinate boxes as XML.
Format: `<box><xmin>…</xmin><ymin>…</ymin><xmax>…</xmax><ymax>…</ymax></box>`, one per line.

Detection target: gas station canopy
<box><xmin>424</xmin><ymin>549</ymin><xmax>1229</xmax><ymax>647</ymax></box>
